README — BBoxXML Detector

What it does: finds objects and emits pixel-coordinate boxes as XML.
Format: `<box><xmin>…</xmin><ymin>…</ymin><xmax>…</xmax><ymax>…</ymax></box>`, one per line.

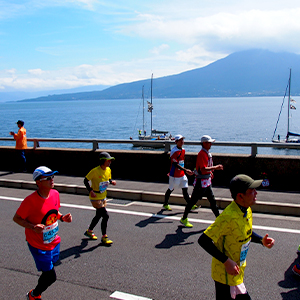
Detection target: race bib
<box><xmin>99</xmin><ymin>181</ymin><xmax>109</xmax><ymax>193</ymax></box>
<box><xmin>178</xmin><ymin>160</ymin><xmax>184</xmax><ymax>168</ymax></box>
<box><xmin>201</xmin><ymin>178</ymin><xmax>211</xmax><ymax>188</ymax></box>
<box><xmin>240</xmin><ymin>240</ymin><xmax>250</xmax><ymax>266</ymax></box>
<box><xmin>43</xmin><ymin>221</ymin><xmax>59</xmax><ymax>244</ymax></box>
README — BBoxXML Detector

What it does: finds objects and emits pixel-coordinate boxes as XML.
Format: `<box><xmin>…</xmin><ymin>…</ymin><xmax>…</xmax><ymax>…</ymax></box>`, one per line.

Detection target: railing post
<box><xmin>33</xmin><ymin>140</ymin><xmax>40</xmax><ymax>149</ymax></box>
<box><xmin>251</xmin><ymin>143</ymin><xmax>257</xmax><ymax>157</ymax></box>
<box><xmin>92</xmin><ymin>140</ymin><xmax>99</xmax><ymax>151</ymax></box>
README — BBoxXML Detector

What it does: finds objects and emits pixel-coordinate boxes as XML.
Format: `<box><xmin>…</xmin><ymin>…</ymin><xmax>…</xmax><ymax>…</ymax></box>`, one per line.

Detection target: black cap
<box><xmin>99</xmin><ymin>152</ymin><xmax>115</xmax><ymax>161</ymax></box>
<box><xmin>230</xmin><ymin>174</ymin><xmax>262</xmax><ymax>199</ymax></box>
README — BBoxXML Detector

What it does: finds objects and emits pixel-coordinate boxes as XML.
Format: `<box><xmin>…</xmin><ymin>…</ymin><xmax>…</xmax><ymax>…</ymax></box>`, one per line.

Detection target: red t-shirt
<box><xmin>196</xmin><ymin>149</ymin><xmax>212</xmax><ymax>176</ymax></box>
<box><xmin>16</xmin><ymin>189</ymin><xmax>61</xmax><ymax>250</ymax></box>
<box><xmin>169</xmin><ymin>146</ymin><xmax>185</xmax><ymax>177</ymax></box>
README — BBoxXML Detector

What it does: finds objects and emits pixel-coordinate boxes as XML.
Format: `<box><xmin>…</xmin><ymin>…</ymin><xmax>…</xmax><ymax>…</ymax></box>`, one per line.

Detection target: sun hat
<box><xmin>99</xmin><ymin>152</ymin><xmax>115</xmax><ymax>161</ymax></box>
<box><xmin>230</xmin><ymin>174</ymin><xmax>262</xmax><ymax>199</ymax></box>
<box><xmin>33</xmin><ymin>166</ymin><xmax>58</xmax><ymax>181</ymax></box>
<box><xmin>201</xmin><ymin>135</ymin><xmax>215</xmax><ymax>143</ymax></box>
<box><xmin>174</xmin><ymin>134</ymin><xmax>185</xmax><ymax>142</ymax></box>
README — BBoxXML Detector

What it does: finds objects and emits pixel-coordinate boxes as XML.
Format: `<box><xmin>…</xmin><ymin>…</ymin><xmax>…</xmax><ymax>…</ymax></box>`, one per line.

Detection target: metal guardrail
<box><xmin>1</xmin><ymin>137</ymin><xmax>300</xmax><ymax>156</ymax></box>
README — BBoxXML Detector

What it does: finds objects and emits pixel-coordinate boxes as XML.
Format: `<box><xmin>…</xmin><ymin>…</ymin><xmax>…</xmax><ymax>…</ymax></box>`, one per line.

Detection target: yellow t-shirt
<box><xmin>204</xmin><ymin>201</ymin><xmax>253</xmax><ymax>286</ymax></box>
<box><xmin>86</xmin><ymin>166</ymin><xmax>111</xmax><ymax>200</ymax></box>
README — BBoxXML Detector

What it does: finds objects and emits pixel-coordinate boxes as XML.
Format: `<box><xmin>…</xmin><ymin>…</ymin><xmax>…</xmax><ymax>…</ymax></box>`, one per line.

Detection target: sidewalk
<box><xmin>0</xmin><ymin>171</ymin><xmax>299</xmax><ymax>216</ymax></box>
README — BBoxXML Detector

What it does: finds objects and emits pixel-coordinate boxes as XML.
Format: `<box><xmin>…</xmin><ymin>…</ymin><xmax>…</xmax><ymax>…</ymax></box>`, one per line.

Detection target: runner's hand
<box><xmin>33</xmin><ymin>224</ymin><xmax>45</xmax><ymax>233</ymax></box>
<box><xmin>224</xmin><ymin>258</ymin><xmax>240</xmax><ymax>276</ymax></box>
<box><xmin>262</xmin><ymin>234</ymin><xmax>275</xmax><ymax>248</ymax></box>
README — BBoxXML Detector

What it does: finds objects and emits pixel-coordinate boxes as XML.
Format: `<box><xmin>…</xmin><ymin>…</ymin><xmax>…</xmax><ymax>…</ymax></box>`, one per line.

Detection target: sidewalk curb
<box><xmin>1</xmin><ymin>178</ymin><xmax>300</xmax><ymax>216</ymax></box>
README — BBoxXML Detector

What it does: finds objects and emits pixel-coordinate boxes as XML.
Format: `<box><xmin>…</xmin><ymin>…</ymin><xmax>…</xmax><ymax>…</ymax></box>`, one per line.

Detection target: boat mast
<box><xmin>142</xmin><ymin>85</ymin><xmax>145</xmax><ymax>136</ymax></box>
<box><xmin>150</xmin><ymin>73</ymin><xmax>153</xmax><ymax>136</ymax></box>
<box><xmin>287</xmin><ymin>68</ymin><xmax>291</xmax><ymax>141</ymax></box>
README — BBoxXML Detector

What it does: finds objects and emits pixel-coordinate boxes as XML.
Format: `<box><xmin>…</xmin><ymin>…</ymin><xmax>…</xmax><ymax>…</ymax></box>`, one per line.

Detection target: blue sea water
<box><xmin>1</xmin><ymin>97</ymin><xmax>300</xmax><ymax>155</ymax></box>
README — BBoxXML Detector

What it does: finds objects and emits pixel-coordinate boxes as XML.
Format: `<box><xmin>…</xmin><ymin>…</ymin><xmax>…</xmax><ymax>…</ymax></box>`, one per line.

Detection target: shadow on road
<box><xmin>55</xmin><ymin>238</ymin><xmax>110</xmax><ymax>264</ymax></box>
<box><xmin>278</xmin><ymin>255</ymin><xmax>300</xmax><ymax>299</ymax></box>
<box><xmin>155</xmin><ymin>226</ymin><xmax>205</xmax><ymax>249</ymax></box>
<box><xmin>135</xmin><ymin>209</ymin><xmax>182</xmax><ymax>228</ymax></box>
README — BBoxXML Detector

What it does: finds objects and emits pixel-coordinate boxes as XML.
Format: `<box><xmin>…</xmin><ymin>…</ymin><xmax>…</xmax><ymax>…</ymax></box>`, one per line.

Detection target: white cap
<box><xmin>174</xmin><ymin>134</ymin><xmax>185</xmax><ymax>142</ymax></box>
<box><xmin>201</xmin><ymin>135</ymin><xmax>215</xmax><ymax>143</ymax></box>
<box><xmin>33</xmin><ymin>166</ymin><xmax>58</xmax><ymax>181</ymax></box>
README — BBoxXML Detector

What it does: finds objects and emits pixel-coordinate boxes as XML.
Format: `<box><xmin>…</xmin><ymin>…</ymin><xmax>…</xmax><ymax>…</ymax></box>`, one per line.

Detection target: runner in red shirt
<box><xmin>13</xmin><ymin>166</ymin><xmax>72</xmax><ymax>300</ymax></box>
<box><xmin>180</xmin><ymin>135</ymin><xmax>223</xmax><ymax>228</ymax></box>
<box><xmin>163</xmin><ymin>135</ymin><xmax>194</xmax><ymax>211</ymax></box>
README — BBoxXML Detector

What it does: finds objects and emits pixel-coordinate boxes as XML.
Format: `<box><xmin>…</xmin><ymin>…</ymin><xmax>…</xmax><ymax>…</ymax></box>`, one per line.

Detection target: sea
<box><xmin>1</xmin><ymin>96</ymin><xmax>300</xmax><ymax>156</ymax></box>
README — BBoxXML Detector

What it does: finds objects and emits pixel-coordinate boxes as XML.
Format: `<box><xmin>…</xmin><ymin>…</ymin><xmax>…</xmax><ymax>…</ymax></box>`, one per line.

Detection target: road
<box><xmin>1</xmin><ymin>186</ymin><xmax>300</xmax><ymax>300</ymax></box>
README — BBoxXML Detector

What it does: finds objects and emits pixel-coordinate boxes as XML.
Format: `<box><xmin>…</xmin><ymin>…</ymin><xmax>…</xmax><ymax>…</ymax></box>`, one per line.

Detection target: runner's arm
<box><xmin>84</xmin><ymin>177</ymin><xmax>92</xmax><ymax>192</ymax></box>
<box><xmin>251</xmin><ymin>231</ymin><xmax>263</xmax><ymax>244</ymax></box>
<box><xmin>13</xmin><ymin>213</ymin><xmax>44</xmax><ymax>233</ymax></box>
<box><xmin>198</xmin><ymin>233</ymin><xmax>228</xmax><ymax>263</ymax></box>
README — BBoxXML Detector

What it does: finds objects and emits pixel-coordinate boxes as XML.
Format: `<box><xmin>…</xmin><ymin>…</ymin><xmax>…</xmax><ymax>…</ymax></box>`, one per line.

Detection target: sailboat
<box><xmin>131</xmin><ymin>74</ymin><xmax>172</xmax><ymax>148</ymax></box>
<box><xmin>272</xmin><ymin>68</ymin><xmax>300</xmax><ymax>143</ymax></box>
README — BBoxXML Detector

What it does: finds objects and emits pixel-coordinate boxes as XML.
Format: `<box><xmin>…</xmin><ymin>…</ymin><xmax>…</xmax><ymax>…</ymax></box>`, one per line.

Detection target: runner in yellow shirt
<box><xmin>83</xmin><ymin>152</ymin><xmax>116</xmax><ymax>245</ymax></box>
<box><xmin>198</xmin><ymin>174</ymin><xmax>275</xmax><ymax>300</ymax></box>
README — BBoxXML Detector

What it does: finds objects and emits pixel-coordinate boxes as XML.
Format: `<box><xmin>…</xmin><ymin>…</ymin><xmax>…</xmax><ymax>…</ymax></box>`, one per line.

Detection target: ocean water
<box><xmin>1</xmin><ymin>97</ymin><xmax>300</xmax><ymax>155</ymax></box>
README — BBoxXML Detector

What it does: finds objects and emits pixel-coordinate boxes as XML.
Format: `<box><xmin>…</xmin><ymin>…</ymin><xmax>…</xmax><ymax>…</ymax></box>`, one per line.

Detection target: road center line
<box><xmin>2</xmin><ymin>196</ymin><xmax>300</xmax><ymax>234</ymax></box>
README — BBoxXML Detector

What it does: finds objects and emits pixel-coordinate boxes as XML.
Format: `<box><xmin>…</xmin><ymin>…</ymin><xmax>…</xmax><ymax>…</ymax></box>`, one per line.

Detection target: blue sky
<box><xmin>1</xmin><ymin>0</ymin><xmax>300</xmax><ymax>92</ymax></box>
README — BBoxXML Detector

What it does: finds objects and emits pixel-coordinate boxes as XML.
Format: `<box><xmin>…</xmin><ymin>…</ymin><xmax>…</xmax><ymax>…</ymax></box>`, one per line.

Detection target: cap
<box><xmin>33</xmin><ymin>166</ymin><xmax>58</xmax><ymax>181</ymax></box>
<box><xmin>201</xmin><ymin>135</ymin><xmax>215</xmax><ymax>143</ymax></box>
<box><xmin>99</xmin><ymin>152</ymin><xmax>115</xmax><ymax>161</ymax></box>
<box><xmin>16</xmin><ymin>120</ymin><xmax>24</xmax><ymax>126</ymax></box>
<box><xmin>174</xmin><ymin>134</ymin><xmax>185</xmax><ymax>142</ymax></box>
<box><xmin>230</xmin><ymin>174</ymin><xmax>262</xmax><ymax>199</ymax></box>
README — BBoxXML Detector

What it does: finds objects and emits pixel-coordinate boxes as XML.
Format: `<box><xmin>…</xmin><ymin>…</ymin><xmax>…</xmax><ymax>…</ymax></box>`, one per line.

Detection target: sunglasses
<box><xmin>39</xmin><ymin>175</ymin><xmax>54</xmax><ymax>181</ymax></box>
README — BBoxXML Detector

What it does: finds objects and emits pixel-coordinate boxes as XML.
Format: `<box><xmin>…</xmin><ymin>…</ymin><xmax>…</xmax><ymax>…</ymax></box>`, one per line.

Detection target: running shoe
<box><xmin>191</xmin><ymin>205</ymin><xmax>198</xmax><ymax>210</ymax></box>
<box><xmin>26</xmin><ymin>290</ymin><xmax>42</xmax><ymax>300</ymax></box>
<box><xmin>180</xmin><ymin>218</ymin><xmax>193</xmax><ymax>228</ymax></box>
<box><xmin>102</xmin><ymin>235</ymin><xmax>113</xmax><ymax>245</ymax></box>
<box><xmin>292</xmin><ymin>264</ymin><xmax>300</xmax><ymax>276</ymax></box>
<box><xmin>84</xmin><ymin>230</ymin><xmax>98</xmax><ymax>240</ymax></box>
<box><xmin>163</xmin><ymin>204</ymin><xmax>172</xmax><ymax>211</ymax></box>
<box><xmin>297</xmin><ymin>245</ymin><xmax>300</xmax><ymax>253</ymax></box>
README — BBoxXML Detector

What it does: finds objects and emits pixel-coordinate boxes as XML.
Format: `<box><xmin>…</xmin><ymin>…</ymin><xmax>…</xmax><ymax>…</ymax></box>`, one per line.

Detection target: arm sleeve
<box><xmin>84</xmin><ymin>177</ymin><xmax>92</xmax><ymax>192</ymax></box>
<box><xmin>251</xmin><ymin>231</ymin><xmax>263</xmax><ymax>244</ymax></box>
<box><xmin>198</xmin><ymin>233</ymin><xmax>228</xmax><ymax>263</ymax></box>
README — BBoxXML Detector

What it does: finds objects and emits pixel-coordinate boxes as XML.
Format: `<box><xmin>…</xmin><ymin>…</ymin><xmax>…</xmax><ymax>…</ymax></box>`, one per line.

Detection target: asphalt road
<box><xmin>1</xmin><ymin>186</ymin><xmax>300</xmax><ymax>300</ymax></box>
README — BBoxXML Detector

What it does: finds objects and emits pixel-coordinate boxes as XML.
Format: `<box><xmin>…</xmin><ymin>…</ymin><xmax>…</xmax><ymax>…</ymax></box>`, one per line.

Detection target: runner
<box><xmin>83</xmin><ymin>151</ymin><xmax>116</xmax><ymax>244</ymax></box>
<box><xmin>198</xmin><ymin>174</ymin><xmax>275</xmax><ymax>299</ymax></box>
<box><xmin>163</xmin><ymin>134</ymin><xmax>194</xmax><ymax>211</ymax></box>
<box><xmin>181</xmin><ymin>135</ymin><xmax>223</xmax><ymax>228</ymax></box>
<box><xmin>13</xmin><ymin>166</ymin><xmax>72</xmax><ymax>300</ymax></box>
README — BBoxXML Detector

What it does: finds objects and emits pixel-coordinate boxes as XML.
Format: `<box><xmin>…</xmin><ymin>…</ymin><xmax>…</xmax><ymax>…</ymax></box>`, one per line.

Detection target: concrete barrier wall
<box><xmin>1</xmin><ymin>146</ymin><xmax>300</xmax><ymax>191</ymax></box>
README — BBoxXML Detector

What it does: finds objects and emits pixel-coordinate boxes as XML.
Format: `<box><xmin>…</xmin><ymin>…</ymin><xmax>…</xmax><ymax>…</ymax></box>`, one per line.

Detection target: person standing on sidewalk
<box><xmin>163</xmin><ymin>134</ymin><xmax>194</xmax><ymax>211</ymax></box>
<box><xmin>83</xmin><ymin>152</ymin><xmax>116</xmax><ymax>245</ymax></box>
<box><xmin>13</xmin><ymin>166</ymin><xmax>72</xmax><ymax>300</ymax></box>
<box><xmin>9</xmin><ymin>119</ymin><xmax>27</xmax><ymax>172</ymax></box>
<box><xmin>198</xmin><ymin>174</ymin><xmax>275</xmax><ymax>299</ymax></box>
<box><xmin>180</xmin><ymin>135</ymin><xmax>223</xmax><ymax>228</ymax></box>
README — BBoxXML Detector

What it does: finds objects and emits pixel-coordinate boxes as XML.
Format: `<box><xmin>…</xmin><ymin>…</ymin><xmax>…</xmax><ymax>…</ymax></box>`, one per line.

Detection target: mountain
<box><xmin>19</xmin><ymin>49</ymin><xmax>300</xmax><ymax>102</ymax></box>
<box><xmin>1</xmin><ymin>84</ymin><xmax>109</xmax><ymax>102</ymax></box>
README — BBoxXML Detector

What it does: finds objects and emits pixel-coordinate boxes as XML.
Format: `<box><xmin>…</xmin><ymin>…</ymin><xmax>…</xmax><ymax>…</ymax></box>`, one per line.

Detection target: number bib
<box><xmin>43</xmin><ymin>221</ymin><xmax>59</xmax><ymax>244</ymax></box>
<box><xmin>99</xmin><ymin>181</ymin><xmax>109</xmax><ymax>193</ymax></box>
<box><xmin>240</xmin><ymin>240</ymin><xmax>250</xmax><ymax>266</ymax></box>
<box><xmin>178</xmin><ymin>160</ymin><xmax>184</xmax><ymax>168</ymax></box>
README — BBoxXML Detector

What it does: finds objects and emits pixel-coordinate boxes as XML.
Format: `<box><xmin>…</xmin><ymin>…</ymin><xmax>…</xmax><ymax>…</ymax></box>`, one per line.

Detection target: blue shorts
<box><xmin>28</xmin><ymin>243</ymin><xmax>60</xmax><ymax>272</ymax></box>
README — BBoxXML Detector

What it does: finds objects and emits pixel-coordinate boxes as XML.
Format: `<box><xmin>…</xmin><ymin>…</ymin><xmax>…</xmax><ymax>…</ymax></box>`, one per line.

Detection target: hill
<box><xmin>19</xmin><ymin>49</ymin><xmax>300</xmax><ymax>102</ymax></box>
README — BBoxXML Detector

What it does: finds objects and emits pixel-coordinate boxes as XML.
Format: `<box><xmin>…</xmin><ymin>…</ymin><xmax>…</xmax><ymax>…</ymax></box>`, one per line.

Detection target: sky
<box><xmin>1</xmin><ymin>0</ymin><xmax>300</xmax><ymax>93</ymax></box>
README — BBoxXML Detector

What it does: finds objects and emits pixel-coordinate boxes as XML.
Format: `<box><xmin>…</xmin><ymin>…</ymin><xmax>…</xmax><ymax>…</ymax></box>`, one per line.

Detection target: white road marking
<box><xmin>2</xmin><ymin>195</ymin><xmax>300</xmax><ymax>234</ymax></box>
<box><xmin>110</xmin><ymin>291</ymin><xmax>152</xmax><ymax>300</ymax></box>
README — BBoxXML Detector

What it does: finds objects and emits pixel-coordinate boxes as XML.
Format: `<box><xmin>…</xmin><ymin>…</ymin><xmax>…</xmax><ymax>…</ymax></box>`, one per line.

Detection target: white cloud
<box><xmin>150</xmin><ymin>44</ymin><xmax>170</xmax><ymax>55</ymax></box>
